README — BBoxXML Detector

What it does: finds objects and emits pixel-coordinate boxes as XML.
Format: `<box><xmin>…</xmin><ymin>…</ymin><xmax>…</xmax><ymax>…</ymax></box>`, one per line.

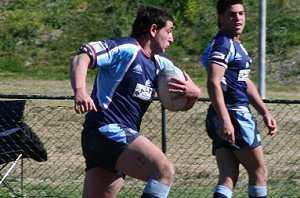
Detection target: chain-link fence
<box><xmin>0</xmin><ymin>95</ymin><xmax>299</xmax><ymax>198</ymax></box>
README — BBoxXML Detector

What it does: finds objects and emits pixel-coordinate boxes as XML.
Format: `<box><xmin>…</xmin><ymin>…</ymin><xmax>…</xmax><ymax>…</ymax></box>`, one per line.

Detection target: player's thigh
<box><xmin>234</xmin><ymin>145</ymin><xmax>267</xmax><ymax>184</ymax></box>
<box><xmin>83</xmin><ymin>166</ymin><xmax>124</xmax><ymax>198</ymax></box>
<box><xmin>215</xmin><ymin>148</ymin><xmax>239</xmax><ymax>187</ymax></box>
<box><xmin>115</xmin><ymin>135</ymin><xmax>174</xmax><ymax>185</ymax></box>
<box><xmin>235</xmin><ymin>145</ymin><xmax>266</xmax><ymax>171</ymax></box>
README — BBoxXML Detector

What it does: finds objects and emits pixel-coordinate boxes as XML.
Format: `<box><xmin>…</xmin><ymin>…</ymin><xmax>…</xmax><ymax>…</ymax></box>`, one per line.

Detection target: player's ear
<box><xmin>150</xmin><ymin>24</ymin><xmax>158</xmax><ymax>37</ymax></box>
<box><xmin>218</xmin><ymin>15</ymin><xmax>225</xmax><ymax>27</ymax></box>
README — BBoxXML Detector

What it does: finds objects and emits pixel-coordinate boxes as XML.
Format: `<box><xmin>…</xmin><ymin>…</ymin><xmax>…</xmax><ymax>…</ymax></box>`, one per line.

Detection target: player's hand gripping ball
<box><xmin>157</xmin><ymin>65</ymin><xmax>188</xmax><ymax>111</ymax></box>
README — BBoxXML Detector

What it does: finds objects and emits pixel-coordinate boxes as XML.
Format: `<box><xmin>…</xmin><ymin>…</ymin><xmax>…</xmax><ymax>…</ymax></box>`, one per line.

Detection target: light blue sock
<box><xmin>143</xmin><ymin>179</ymin><xmax>170</xmax><ymax>198</ymax></box>
<box><xmin>214</xmin><ymin>185</ymin><xmax>232</xmax><ymax>198</ymax></box>
<box><xmin>248</xmin><ymin>185</ymin><xmax>267</xmax><ymax>198</ymax></box>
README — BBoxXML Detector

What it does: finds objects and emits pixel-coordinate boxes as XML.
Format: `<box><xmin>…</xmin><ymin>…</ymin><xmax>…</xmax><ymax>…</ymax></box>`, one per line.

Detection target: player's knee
<box><xmin>159</xmin><ymin>160</ymin><xmax>175</xmax><ymax>184</ymax></box>
<box><xmin>219</xmin><ymin>176</ymin><xmax>237</xmax><ymax>190</ymax></box>
<box><xmin>261</xmin><ymin>168</ymin><xmax>268</xmax><ymax>183</ymax></box>
<box><xmin>167</xmin><ymin>162</ymin><xmax>176</xmax><ymax>180</ymax></box>
<box><xmin>257</xmin><ymin>165</ymin><xmax>268</xmax><ymax>180</ymax></box>
<box><xmin>249</xmin><ymin>165</ymin><xmax>268</xmax><ymax>184</ymax></box>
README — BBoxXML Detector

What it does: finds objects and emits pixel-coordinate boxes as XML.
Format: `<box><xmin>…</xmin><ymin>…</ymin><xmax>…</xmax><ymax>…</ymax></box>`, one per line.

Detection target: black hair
<box><xmin>131</xmin><ymin>5</ymin><xmax>173</xmax><ymax>39</ymax></box>
<box><xmin>217</xmin><ymin>0</ymin><xmax>244</xmax><ymax>15</ymax></box>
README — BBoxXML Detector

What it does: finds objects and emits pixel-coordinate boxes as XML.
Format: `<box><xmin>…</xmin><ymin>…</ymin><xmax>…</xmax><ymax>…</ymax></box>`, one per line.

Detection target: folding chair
<box><xmin>0</xmin><ymin>100</ymin><xmax>47</xmax><ymax>196</ymax></box>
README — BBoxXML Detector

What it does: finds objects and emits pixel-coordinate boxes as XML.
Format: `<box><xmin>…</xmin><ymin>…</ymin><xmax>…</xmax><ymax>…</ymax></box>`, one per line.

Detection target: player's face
<box><xmin>219</xmin><ymin>4</ymin><xmax>245</xmax><ymax>37</ymax></box>
<box><xmin>152</xmin><ymin>21</ymin><xmax>174</xmax><ymax>54</ymax></box>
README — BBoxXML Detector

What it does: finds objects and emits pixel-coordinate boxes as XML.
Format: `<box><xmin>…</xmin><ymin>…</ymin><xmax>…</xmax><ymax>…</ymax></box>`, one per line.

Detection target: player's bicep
<box><xmin>73</xmin><ymin>53</ymin><xmax>92</xmax><ymax>69</ymax></box>
<box><xmin>207</xmin><ymin>62</ymin><xmax>226</xmax><ymax>82</ymax></box>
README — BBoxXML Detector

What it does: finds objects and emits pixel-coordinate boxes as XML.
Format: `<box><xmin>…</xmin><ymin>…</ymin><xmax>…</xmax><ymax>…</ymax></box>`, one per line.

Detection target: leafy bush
<box><xmin>0</xmin><ymin>0</ymin><xmax>299</xmax><ymax>82</ymax></box>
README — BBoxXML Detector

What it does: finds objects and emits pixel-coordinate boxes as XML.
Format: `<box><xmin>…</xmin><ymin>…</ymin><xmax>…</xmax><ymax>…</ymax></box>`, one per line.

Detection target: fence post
<box><xmin>161</xmin><ymin>106</ymin><xmax>167</xmax><ymax>154</ymax></box>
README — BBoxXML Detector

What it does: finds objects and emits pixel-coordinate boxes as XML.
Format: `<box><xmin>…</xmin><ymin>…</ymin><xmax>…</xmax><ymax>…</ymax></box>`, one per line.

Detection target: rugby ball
<box><xmin>157</xmin><ymin>65</ymin><xmax>188</xmax><ymax>111</ymax></box>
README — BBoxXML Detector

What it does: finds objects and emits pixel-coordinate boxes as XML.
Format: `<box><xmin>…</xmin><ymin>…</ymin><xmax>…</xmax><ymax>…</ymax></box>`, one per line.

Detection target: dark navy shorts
<box><xmin>205</xmin><ymin>105</ymin><xmax>262</xmax><ymax>155</ymax></box>
<box><xmin>81</xmin><ymin>124</ymin><xmax>140</xmax><ymax>174</ymax></box>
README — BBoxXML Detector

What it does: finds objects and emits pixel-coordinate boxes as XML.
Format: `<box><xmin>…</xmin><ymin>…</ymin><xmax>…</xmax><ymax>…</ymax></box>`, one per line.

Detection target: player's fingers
<box><xmin>168</xmin><ymin>81</ymin><xmax>185</xmax><ymax>90</ymax></box>
<box><xmin>222</xmin><ymin>131</ymin><xmax>234</xmax><ymax>141</ymax></box>
<box><xmin>90</xmin><ymin>102</ymin><xmax>98</xmax><ymax>112</ymax></box>
<box><xmin>222</xmin><ymin>131</ymin><xmax>235</xmax><ymax>144</ymax></box>
<box><xmin>267</xmin><ymin>119</ymin><xmax>277</xmax><ymax>136</ymax></box>
<box><xmin>74</xmin><ymin>102</ymin><xmax>88</xmax><ymax>114</ymax></box>
<box><xmin>79</xmin><ymin>104</ymin><xmax>86</xmax><ymax>114</ymax></box>
<box><xmin>74</xmin><ymin>104</ymin><xmax>84</xmax><ymax>114</ymax></box>
<box><xmin>169</xmin><ymin>78</ymin><xmax>185</xmax><ymax>86</ymax></box>
<box><xmin>182</xmin><ymin>71</ymin><xmax>190</xmax><ymax>80</ymax></box>
<box><xmin>74</xmin><ymin>105</ymin><xmax>80</xmax><ymax>114</ymax></box>
<box><xmin>76</xmin><ymin>100</ymin><xmax>98</xmax><ymax>113</ymax></box>
<box><xmin>268</xmin><ymin>126</ymin><xmax>277</xmax><ymax>136</ymax></box>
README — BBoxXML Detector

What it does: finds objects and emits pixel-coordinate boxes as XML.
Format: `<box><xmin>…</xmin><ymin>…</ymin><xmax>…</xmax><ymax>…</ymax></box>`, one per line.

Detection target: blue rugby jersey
<box><xmin>79</xmin><ymin>37</ymin><xmax>175</xmax><ymax>131</ymax></box>
<box><xmin>201</xmin><ymin>31</ymin><xmax>252</xmax><ymax>110</ymax></box>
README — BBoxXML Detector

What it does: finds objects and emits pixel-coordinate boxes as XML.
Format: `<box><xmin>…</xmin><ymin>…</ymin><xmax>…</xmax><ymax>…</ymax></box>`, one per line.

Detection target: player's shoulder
<box><xmin>99</xmin><ymin>37</ymin><xmax>140</xmax><ymax>58</ymax></box>
<box><xmin>154</xmin><ymin>53</ymin><xmax>176</xmax><ymax>70</ymax></box>
<box><xmin>83</xmin><ymin>37</ymin><xmax>138</xmax><ymax>52</ymax></box>
<box><xmin>103</xmin><ymin>37</ymin><xmax>139</xmax><ymax>48</ymax></box>
<box><xmin>213</xmin><ymin>31</ymin><xmax>232</xmax><ymax>48</ymax></box>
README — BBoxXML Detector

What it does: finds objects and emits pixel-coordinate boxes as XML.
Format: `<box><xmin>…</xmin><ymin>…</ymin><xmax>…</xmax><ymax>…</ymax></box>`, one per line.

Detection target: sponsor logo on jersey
<box><xmin>238</xmin><ymin>69</ymin><xmax>250</xmax><ymax>81</ymax></box>
<box><xmin>235</xmin><ymin>52</ymin><xmax>242</xmax><ymax>60</ymax></box>
<box><xmin>133</xmin><ymin>83</ymin><xmax>154</xmax><ymax>101</ymax></box>
<box><xmin>133</xmin><ymin>64</ymin><xmax>143</xmax><ymax>74</ymax></box>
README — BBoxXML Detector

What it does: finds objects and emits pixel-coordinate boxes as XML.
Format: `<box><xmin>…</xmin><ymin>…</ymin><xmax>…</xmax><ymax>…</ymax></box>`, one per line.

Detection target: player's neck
<box><xmin>136</xmin><ymin>38</ymin><xmax>153</xmax><ymax>58</ymax></box>
<box><xmin>219</xmin><ymin>30</ymin><xmax>241</xmax><ymax>42</ymax></box>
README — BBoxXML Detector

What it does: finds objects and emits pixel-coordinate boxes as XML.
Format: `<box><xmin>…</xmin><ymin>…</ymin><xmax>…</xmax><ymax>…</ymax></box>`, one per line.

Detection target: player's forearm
<box><xmin>246</xmin><ymin>79</ymin><xmax>270</xmax><ymax>116</ymax></box>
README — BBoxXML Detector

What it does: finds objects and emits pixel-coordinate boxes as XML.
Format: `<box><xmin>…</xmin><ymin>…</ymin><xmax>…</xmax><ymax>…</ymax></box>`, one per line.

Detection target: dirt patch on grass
<box><xmin>0</xmin><ymin>79</ymin><xmax>84</xmax><ymax>96</ymax></box>
<box><xmin>1</xmin><ymin>78</ymin><xmax>299</xmax><ymax>100</ymax></box>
